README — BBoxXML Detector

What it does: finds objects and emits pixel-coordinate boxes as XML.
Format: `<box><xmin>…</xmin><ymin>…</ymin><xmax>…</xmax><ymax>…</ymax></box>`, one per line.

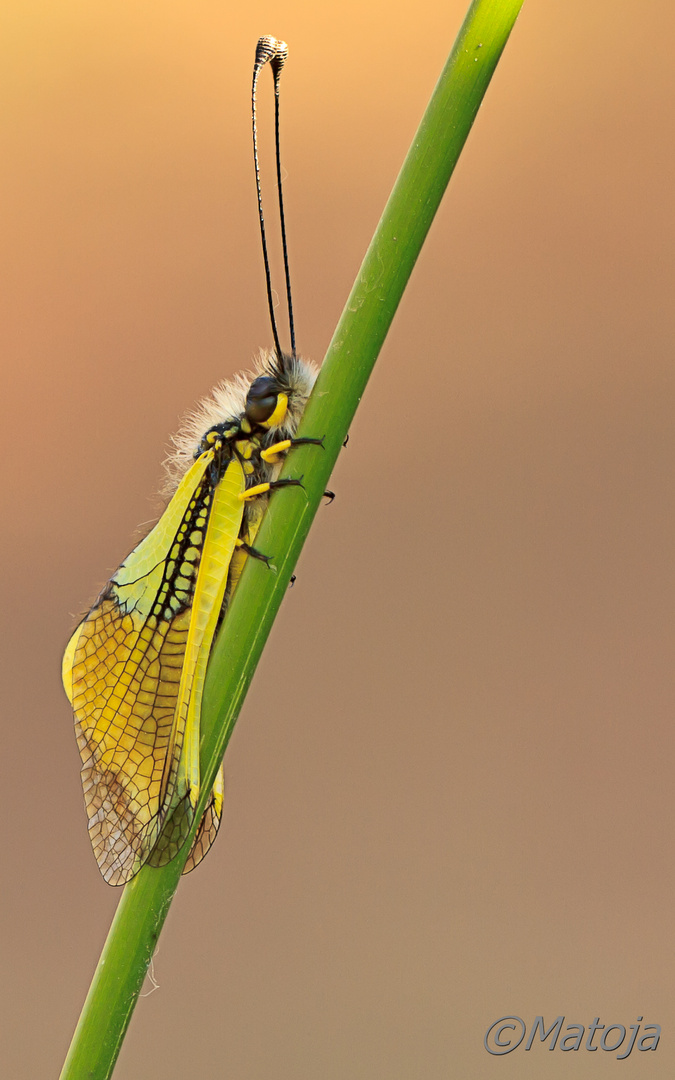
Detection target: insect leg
<box><xmin>235</xmin><ymin>537</ymin><xmax>273</xmax><ymax>566</ymax></box>
<box><xmin>239</xmin><ymin>477</ymin><xmax>304</xmax><ymax>501</ymax></box>
<box><xmin>260</xmin><ymin>435</ymin><xmax>324</xmax><ymax>464</ymax></box>
<box><xmin>260</xmin><ymin>439</ymin><xmax>291</xmax><ymax>463</ymax></box>
<box><xmin>290</xmin><ymin>436</ymin><xmax>325</xmax><ymax>448</ymax></box>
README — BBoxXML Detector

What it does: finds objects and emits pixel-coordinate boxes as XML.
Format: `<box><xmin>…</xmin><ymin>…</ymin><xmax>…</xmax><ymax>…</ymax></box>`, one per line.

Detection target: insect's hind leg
<box><xmin>235</xmin><ymin>537</ymin><xmax>273</xmax><ymax>567</ymax></box>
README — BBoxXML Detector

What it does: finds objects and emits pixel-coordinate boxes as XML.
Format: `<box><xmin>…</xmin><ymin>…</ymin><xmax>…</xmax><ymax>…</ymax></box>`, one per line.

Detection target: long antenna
<box><xmin>252</xmin><ymin>35</ymin><xmax>294</xmax><ymax>362</ymax></box>
<box><xmin>270</xmin><ymin>43</ymin><xmax>296</xmax><ymax>359</ymax></box>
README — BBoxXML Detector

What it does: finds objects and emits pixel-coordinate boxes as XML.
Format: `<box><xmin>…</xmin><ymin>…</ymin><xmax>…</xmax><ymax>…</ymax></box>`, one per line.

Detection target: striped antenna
<box><xmin>252</xmin><ymin>36</ymin><xmax>296</xmax><ymax>360</ymax></box>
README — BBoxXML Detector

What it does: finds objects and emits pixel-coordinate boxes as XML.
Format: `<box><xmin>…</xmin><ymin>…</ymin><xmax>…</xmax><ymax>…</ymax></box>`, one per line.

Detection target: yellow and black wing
<box><xmin>62</xmin><ymin>451</ymin><xmax>244</xmax><ymax>885</ymax></box>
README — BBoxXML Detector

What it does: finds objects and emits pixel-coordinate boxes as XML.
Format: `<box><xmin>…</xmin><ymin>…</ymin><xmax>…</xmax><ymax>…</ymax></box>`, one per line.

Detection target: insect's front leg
<box><xmin>260</xmin><ymin>435</ymin><xmax>324</xmax><ymax>464</ymax></box>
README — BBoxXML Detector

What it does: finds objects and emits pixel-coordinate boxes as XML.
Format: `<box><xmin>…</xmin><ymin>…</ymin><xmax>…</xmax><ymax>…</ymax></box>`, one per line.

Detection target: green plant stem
<box><xmin>59</xmin><ymin>3</ymin><xmax>525</xmax><ymax>1076</ymax></box>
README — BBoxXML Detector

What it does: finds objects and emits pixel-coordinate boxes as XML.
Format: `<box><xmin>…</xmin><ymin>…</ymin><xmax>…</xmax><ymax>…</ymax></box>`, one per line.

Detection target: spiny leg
<box><xmin>235</xmin><ymin>537</ymin><xmax>273</xmax><ymax>567</ymax></box>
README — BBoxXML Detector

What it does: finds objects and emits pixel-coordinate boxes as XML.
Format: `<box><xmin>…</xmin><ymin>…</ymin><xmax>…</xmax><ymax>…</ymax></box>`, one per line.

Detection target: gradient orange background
<box><xmin>3</xmin><ymin>1</ymin><xmax>674</xmax><ymax>1076</ymax></box>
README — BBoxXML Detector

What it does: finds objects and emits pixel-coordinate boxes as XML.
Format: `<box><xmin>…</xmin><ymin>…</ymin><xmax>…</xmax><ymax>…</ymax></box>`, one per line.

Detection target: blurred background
<box><xmin>2</xmin><ymin>1</ymin><xmax>673</xmax><ymax>1076</ymax></box>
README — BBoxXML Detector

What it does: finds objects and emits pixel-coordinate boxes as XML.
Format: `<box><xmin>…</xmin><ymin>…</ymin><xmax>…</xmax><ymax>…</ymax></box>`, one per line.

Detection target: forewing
<box><xmin>63</xmin><ymin>452</ymin><xmax>216</xmax><ymax>884</ymax></box>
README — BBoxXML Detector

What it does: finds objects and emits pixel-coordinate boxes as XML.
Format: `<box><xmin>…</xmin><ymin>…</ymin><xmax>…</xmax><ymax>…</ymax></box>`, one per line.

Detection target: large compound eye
<box><xmin>245</xmin><ymin>376</ymin><xmax>278</xmax><ymax>424</ymax></box>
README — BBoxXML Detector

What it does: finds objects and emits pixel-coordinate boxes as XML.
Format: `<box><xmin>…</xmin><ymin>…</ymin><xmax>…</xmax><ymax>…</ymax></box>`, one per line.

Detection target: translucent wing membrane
<box><xmin>63</xmin><ymin>453</ymin><xmax>244</xmax><ymax>884</ymax></box>
<box><xmin>181</xmin><ymin>765</ymin><xmax>224</xmax><ymax>873</ymax></box>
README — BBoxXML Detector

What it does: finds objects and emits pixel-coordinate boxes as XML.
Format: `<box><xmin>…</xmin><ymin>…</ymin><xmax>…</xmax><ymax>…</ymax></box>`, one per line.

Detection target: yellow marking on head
<box><xmin>262</xmin><ymin>393</ymin><xmax>288</xmax><ymax>429</ymax></box>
